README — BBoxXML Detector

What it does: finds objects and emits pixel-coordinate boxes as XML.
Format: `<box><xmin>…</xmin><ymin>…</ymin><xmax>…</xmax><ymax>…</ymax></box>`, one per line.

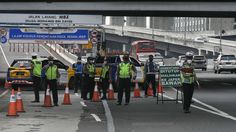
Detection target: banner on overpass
<box><xmin>0</xmin><ymin>13</ymin><xmax>103</xmax><ymax>25</ymax></box>
<box><xmin>159</xmin><ymin>66</ymin><xmax>181</xmax><ymax>87</ymax></box>
<box><xmin>9</xmin><ymin>28</ymin><xmax>89</xmax><ymax>44</ymax></box>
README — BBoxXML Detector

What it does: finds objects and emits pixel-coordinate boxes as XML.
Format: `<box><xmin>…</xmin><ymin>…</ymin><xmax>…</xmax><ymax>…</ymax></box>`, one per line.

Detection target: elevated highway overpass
<box><xmin>103</xmin><ymin>25</ymin><xmax>236</xmax><ymax>57</ymax></box>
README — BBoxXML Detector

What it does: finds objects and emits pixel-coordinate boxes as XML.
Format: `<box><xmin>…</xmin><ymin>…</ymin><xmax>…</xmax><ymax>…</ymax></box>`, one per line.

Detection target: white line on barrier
<box><xmin>102</xmin><ymin>100</ymin><xmax>115</xmax><ymax>132</ymax></box>
<box><xmin>91</xmin><ymin>114</ymin><xmax>102</xmax><ymax>122</ymax></box>
<box><xmin>0</xmin><ymin>45</ymin><xmax>10</xmax><ymax>67</ymax></box>
<box><xmin>80</xmin><ymin>101</ymin><xmax>87</xmax><ymax>107</ymax></box>
<box><xmin>40</xmin><ymin>45</ymin><xmax>57</xmax><ymax>59</ymax></box>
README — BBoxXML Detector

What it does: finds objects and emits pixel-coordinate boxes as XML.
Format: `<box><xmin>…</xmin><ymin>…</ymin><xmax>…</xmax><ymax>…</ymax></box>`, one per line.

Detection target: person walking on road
<box><xmin>72</xmin><ymin>56</ymin><xmax>83</xmax><ymax>97</ymax></box>
<box><xmin>100</xmin><ymin>58</ymin><xmax>111</xmax><ymax>100</ymax></box>
<box><xmin>43</xmin><ymin>56</ymin><xmax>60</xmax><ymax>106</ymax></box>
<box><xmin>180</xmin><ymin>52</ymin><xmax>199</xmax><ymax>113</ymax></box>
<box><xmin>116</xmin><ymin>54</ymin><xmax>137</xmax><ymax>105</ymax></box>
<box><xmin>83</xmin><ymin>57</ymin><xmax>96</xmax><ymax>100</ymax></box>
<box><xmin>144</xmin><ymin>55</ymin><xmax>158</xmax><ymax>97</ymax></box>
<box><xmin>31</xmin><ymin>53</ymin><xmax>42</xmax><ymax>103</ymax></box>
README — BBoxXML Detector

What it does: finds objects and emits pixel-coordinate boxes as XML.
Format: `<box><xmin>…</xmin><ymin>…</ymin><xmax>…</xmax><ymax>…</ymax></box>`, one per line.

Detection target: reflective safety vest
<box><xmin>101</xmin><ymin>65</ymin><xmax>109</xmax><ymax>79</ymax></box>
<box><xmin>119</xmin><ymin>62</ymin><xmax>131</xmax><ymax>78</ymax></box>
<box><xmin>32</xmin><ymin>59</ymin><xmax>42</xmax><ymax>77</ymax></box>
<box><xmin>181</xmin><ymin>63</ymin><xmax>195</xmax><ymax>84</ymax></box>
<box><xmin>46</xmin><ymin>65</ymin><xmax>58</xmax><ymax>80</ymax></box>
<box><xmin>87</xmin><ymin>64</ymin><xmax>95</xmax><ymax>77</ymax></box>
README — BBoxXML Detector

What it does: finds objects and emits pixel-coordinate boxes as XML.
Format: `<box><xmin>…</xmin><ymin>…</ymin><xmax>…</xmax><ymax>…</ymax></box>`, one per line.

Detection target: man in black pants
<box><xmin>43</xmin><ymin>56</ymin><xmax>60</xmax><ymax>106</ymax></box>
<box><xmin>72</xmin><ymin>56</ymin><xmax>83</xmax><ymax>97</ymax></box>
<box><xmin>144</xmin><ymin>55</ymin><xmax>158</xmax><ymax>97</ymax></box>
<box><xmin>181</xmin><ymin>52</ymin><xmax>199</xmax><ymax>113</ymax></box>
<box><xmin>116</xmin><ymin>55</ymin><xmax>137</xmax><ymax>105</ymax></box>
<box><xmin>100</xmin><ymin>58</ymin><xmax>111</xmax><ymax>100</ymax></box>
<box><xmin>31</xmin><ymin>53</ymin><xmax>42</xmax><ymax>103</ymax></box>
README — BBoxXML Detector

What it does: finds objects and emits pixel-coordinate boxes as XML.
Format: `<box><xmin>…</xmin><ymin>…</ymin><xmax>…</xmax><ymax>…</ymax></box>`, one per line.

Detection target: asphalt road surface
<box><xmin>0</xmin><ymin>70</ymin><xmax>236</xmax><ymax>132</ymax></box>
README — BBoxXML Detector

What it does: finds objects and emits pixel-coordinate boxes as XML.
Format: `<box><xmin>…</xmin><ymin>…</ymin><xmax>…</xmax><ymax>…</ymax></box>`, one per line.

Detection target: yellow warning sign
<box><xmin>82</xmin><ymin>41</ymin><xmax>92</xmax><ymax>49</ymax></box>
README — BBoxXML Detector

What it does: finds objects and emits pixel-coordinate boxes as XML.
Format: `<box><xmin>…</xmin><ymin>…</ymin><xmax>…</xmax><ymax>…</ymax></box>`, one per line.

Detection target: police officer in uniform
<box><xmin>100</xmin><ymin>58</ymin><xmax>111</xmax><ymax>100</ymax></box>
<box><xmin>83</xmin><ymin>57</ymin><xmax>96</xmax><ymax>100</ymax></box>
<box><xmin>43</xmin><ymin>56</ymin><xmax>60</xmax><ymax>106</ymax></box>
<box><xmin>117</xmin><ymin>54</ymin><xmax>137</xmax><ymax>105</ymax></box>
<box><xmin>72</xmin><ymin>56</ymin><xmax>83</xmax><ymax>97</ymax></box>
<box><xmin>144</xmin><ymin>55</ymin><xmax>158</xmax><ymax>97</ymax></box>
<box><xmin>181</xmin><ymin>52</ymin><xmax>199</xmax><ymax>113</ymax></box>
<box><xmin>31</xmin><ymin>53</ymin><xmax>42</xmax><ymax>103</ymax></box>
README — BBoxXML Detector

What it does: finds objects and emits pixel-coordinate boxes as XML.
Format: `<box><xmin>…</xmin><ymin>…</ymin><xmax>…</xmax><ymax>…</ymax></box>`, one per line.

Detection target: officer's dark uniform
<box><xmin>31</xmin><ymin>55</ymin><xmax>42</xmax><ymax>103</ymax></box>
<box><xmin>43</xmin><ymin>56</ymin><xmax>60</xmax><ymax>106</ymax></box>
<box><xmin>181</xmin><ymin>52</ymin><xmax>198</xmax><ymax>113</ymax></box>
<box><xmin>117</xmin><ymin>55</ymin><xmax>137</xmax><ymax>105</ymax></box>
<box><xmin>144</xmin><ymin>55</ymin><xmax>158</xmax><ymax>97</ymax></box>
<box><xmin>100</xmin><ymin>59</ymin><xmax>111</xmax><ymax>100</ymax></box>
<box><xmin>72</xmin><ymin>57</ymin><xmax>83</xmax><ymax>97</ymax></box>
<box><xmin>83</xmin><ymin>57</ymin><xmax>95</xmax><ymax>100</ymax></box>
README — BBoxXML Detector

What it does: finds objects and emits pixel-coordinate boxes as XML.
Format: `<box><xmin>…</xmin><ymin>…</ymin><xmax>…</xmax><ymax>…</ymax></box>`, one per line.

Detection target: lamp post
<box><xmin>184</xmin><ymin>17</ymin><xmax>187</xmax><ymax>45</ymax></box>
<box><xmin>219</xmin><ymin>18</ymin><xmax>225</xmax><ymax>53</ymax></box>
<box><xmin>152</xmin><ymin>17</ymin><xmax>154</xmax><ymax>40</ymax></box>
<box><xmin>122</xmin><ymin>17</ymin><xmax>127</xmax><ymax>36</ymax></box>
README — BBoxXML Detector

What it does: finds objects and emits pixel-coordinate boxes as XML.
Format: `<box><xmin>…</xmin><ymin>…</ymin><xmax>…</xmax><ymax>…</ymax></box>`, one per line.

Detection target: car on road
<box><xmin>176</xmin><ymin>55</ymin><xmax>186</xmax><ymax>67</ymax></box>
<box><xmin>192</xmin><ymin>55</ymin><xmax>207</xmax><ymax>71</ymax></box>
<box><xmin>214</xmin><ymin>54</ymin><xmax>236</xmax><ymax>74</ymax></box>
<box><xmin>6</xmin><ymin>59</ymin><xmax>33</xmax><ymax>89</ymax></box>
<box><xmin>153</xmin><ymin>57</ymin><xmax>165</xmax><ymax>70</ymax></box>
<box><xmin>194</xmin><ymin>36</ymin><xmax>208</xmax><ymax>43</ymax></box>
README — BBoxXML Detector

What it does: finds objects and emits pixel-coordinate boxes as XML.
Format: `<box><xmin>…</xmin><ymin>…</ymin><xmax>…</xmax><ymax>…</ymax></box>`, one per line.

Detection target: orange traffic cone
<box><xmin>16</xmin><ymin>88</ymin><xmax>25</xmax><ymax>112</ymax></box>
<box><xmin>147</xmin><ymin>83</ymin><xmax>153</xmax><ymax>96</ymax></box>
<box><xmin>157</xmin><ymin>81</ymin><xmax>164</xmax><ymax>93</ymax></box>
<box><xmin>133</xmin><ymin>81</ymin><xmax>141</xmax><ymax>98</ymax></box>
<box><xmin>92</xmin><ymin>83</ymin><xmax>100</xmax><ymax>102</ymax></box>
<box><xmin>43</xmin><ymin>86</ymin><xmax>53</xmax><ymax>107</ymax></box>
<box><xmin>6</xmin><ymin>89</ymin><xmax>19</xmax><ymax>117</ymax></box>
<box><xmin>108</xmin><ymin>82</ymin><xmax>115</xmax><ymax>100</ymax></box>
<box><xmin>62</xmin><ymin>85</ymin><xmax>72</xmax><ymax>105</ymax></box>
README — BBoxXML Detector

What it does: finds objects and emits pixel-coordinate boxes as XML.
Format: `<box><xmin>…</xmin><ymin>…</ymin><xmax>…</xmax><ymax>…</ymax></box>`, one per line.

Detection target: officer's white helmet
<box><xmin>185</xmin><ymin>51</ymin><xmax>193</xmax><ymax>60</ymax></box>
<box><xmin>31</xmin><ymin>52</ymin><xmax>38</xmax><ymax>57</ymax></box>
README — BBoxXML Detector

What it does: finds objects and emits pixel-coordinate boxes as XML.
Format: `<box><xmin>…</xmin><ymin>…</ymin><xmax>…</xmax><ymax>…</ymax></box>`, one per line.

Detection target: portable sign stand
<box><xmin>157</xmin><ymin>66</ymin><xmax>182</xmax><ymax>104</ymax></box>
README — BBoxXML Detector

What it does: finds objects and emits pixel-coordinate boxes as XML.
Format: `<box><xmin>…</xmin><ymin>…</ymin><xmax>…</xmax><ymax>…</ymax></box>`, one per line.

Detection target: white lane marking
<box><xmin>171</xmin><ymin>87</ymin><xmax>230</xmax><ymax>116</ymax></box>
<box><xmin>102</xmin><ymin>100</ymin><xmax>115</xmax><ymax>132</ymax></box>
<box><xmin>91</xmin><ymin>114</ymin><xmax>102</xmax><ymax>122</ymax></box>
<box><xmin>80</xmin><ymin>101</ymin><xmax>87</xmax><ymax>107</ymax></box>
<box><xmin>40</xmin><ymin>45</ymin><xmax>57</xmax><ymax>59</ymax></box>
<box><xmin>163</xmin><ymin>90</ymin><xmax>236</xmax><ymax>121</ymax></box>
<box><xmin>0</xmin><ymin>45</ymin><xmax>10</xmax><ymax>67</ymax></box>
<box><xmin>0</xmin><ymin>89</ymin><xmax>9</xmax><ymax>98</ymax></box>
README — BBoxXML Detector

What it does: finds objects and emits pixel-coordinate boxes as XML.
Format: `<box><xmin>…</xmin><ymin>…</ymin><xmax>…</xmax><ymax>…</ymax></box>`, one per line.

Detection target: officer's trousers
<box><xmin>117</xmin><ymin>78</ymin><xmax>131</xmax><ymax>104</ymax></box>
<box><xmin>32</xmin><ymin>76</ymin><xmax>41</xmax><ymax>102</ymax></box>
<box><xmin>46</xmin><ymin>79</ymin><xmax>58</xmax><ymax>105</ymax></box>
<box><xmin>144</xmin><ymin>74</ymin><xmax>156</xmax><ymax>96</ymax></box>
<box><xmin>182</xmin><ymin>83</ymin><xmax>194</xmax><ymax>111</ymax></box>
<box><xmin>101</xmin><ymin>78</ymin><xmax>109</xmax><ymax>98</ymax></box>
<box><xmin>74</xmin><ymin>73</ymin><xmax>82</xmax><ymax>94</ymax></box>
<box><xmin>84</xmin><ymin>76</ymin><xmax>95</xmax><ymax>100</ymax></box>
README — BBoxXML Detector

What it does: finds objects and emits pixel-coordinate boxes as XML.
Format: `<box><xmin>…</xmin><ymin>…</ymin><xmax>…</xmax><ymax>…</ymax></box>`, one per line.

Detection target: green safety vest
<box><xmin>87</xmin><ymin>64</ymin><xmax>95</xmax><ymax>77</ymax></box>
<box><xmin>46</xmin><ymin>65</ymin><xmax>58</xmax><ymax>80</ymax></box>
<box><xmin>181</xmin><ymin>64</ymin><xmax>195</xmax><ymax>84</ymax></box>
<box><xmin>32</xmin><ymin>59</ymin><xmax>42</xmax><ymax>77</ymax></box>
<box><xmin>119</xmin><ymin>62</ymin><xmax>131</xmax><ymax>78</ymax></box>
<box><xmin>101</xmin><ymin>65</ymin><xmax>109</xmax><ymax>79</ymax></box>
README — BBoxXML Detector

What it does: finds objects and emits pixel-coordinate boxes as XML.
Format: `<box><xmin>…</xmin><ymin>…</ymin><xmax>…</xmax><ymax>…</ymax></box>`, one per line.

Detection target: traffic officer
<box><xmin>116</xmin><ymin>54</ymin><xmax>137</xmax><ymax>105</ymax></box>
<box><xmin>100</xmin><ymin>58</ymin><xmax>111</xmax><ymax>100</ymax></box>
<box><xmin>180</xmin><ymin>52</ymin><xmax>199</xmax><ymax>113</ymax></box>
<box><xmin>83</xmin><ymin>57</ymin><xmax>96</xmax><ymax>100</ymax></box>
<box><xmin>43</xmin><ymin>56</ymin><xmax>60</xmax><ymax>106</ymax></box>
<box><xmin>144</xmin><ymin>55</ymin><xmax>158</xmax><ymax>97</ymax></box>
<box><xmin>72</xmin><ymin>56</ymin><xmax>83</xmax><ymax>97</ymax></box>
<box><xmin>31</xmin><ymin>53</ymin><xmax>42</xmax><ymax>103</ymax></box>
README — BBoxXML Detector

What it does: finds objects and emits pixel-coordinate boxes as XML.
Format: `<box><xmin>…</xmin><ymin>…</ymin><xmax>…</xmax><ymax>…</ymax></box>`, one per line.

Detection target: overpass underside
<box><xmin>0</xmin><ymin>2</ymin><xmax>236</xmax><ymax>17</ymax></box>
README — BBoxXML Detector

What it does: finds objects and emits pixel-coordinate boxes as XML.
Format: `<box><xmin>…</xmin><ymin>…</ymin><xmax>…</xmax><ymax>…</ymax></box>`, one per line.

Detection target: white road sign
<box><xmin>0</xmin><ymin>13</ymin><xmax>103</xmax><ymax>25</ymax></box>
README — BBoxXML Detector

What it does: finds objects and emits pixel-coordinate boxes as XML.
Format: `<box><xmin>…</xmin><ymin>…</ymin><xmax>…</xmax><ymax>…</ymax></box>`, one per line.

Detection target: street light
<box><xmin>219</xmin><ymin>18</ymin><xmax>225</xmax><ymax>53</ymax></box>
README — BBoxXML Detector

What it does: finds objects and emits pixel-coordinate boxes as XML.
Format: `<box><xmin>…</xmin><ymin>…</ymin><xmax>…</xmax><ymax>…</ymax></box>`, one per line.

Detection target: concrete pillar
<box><xmin>164</xmin><ymin>50</ymin><xmax>168</xmax><ymax>57</ymax></box>
<box><xmin>123</xmin><ymin>44</ymin><xmax>126</xmax><ymax>52</ymax></box>
<box><xmin>198</xmin><ymin>49</ymin><xmax>201</xmax><ymax>55</ymax></box>
<box><xmin>105</xmin><ymin>16</ymin><xmax>111</xmax><ymax>25</ymax></box>
<box><xmin>124</xmin><ymin>16</ymin><xmax>127</xmax><ymax>26</ymax></box>
<box><xmin>146</xmin><ymin>17</ymin><xmax>151</xmax><ymax>29</ymax></box>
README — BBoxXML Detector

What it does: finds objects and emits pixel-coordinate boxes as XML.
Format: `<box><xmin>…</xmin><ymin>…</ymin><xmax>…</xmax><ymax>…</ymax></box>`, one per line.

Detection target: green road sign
<box><xmin>159</xmin><ymin>66</ymin><xmax>181</xmax><ymax>87</ymax></box>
